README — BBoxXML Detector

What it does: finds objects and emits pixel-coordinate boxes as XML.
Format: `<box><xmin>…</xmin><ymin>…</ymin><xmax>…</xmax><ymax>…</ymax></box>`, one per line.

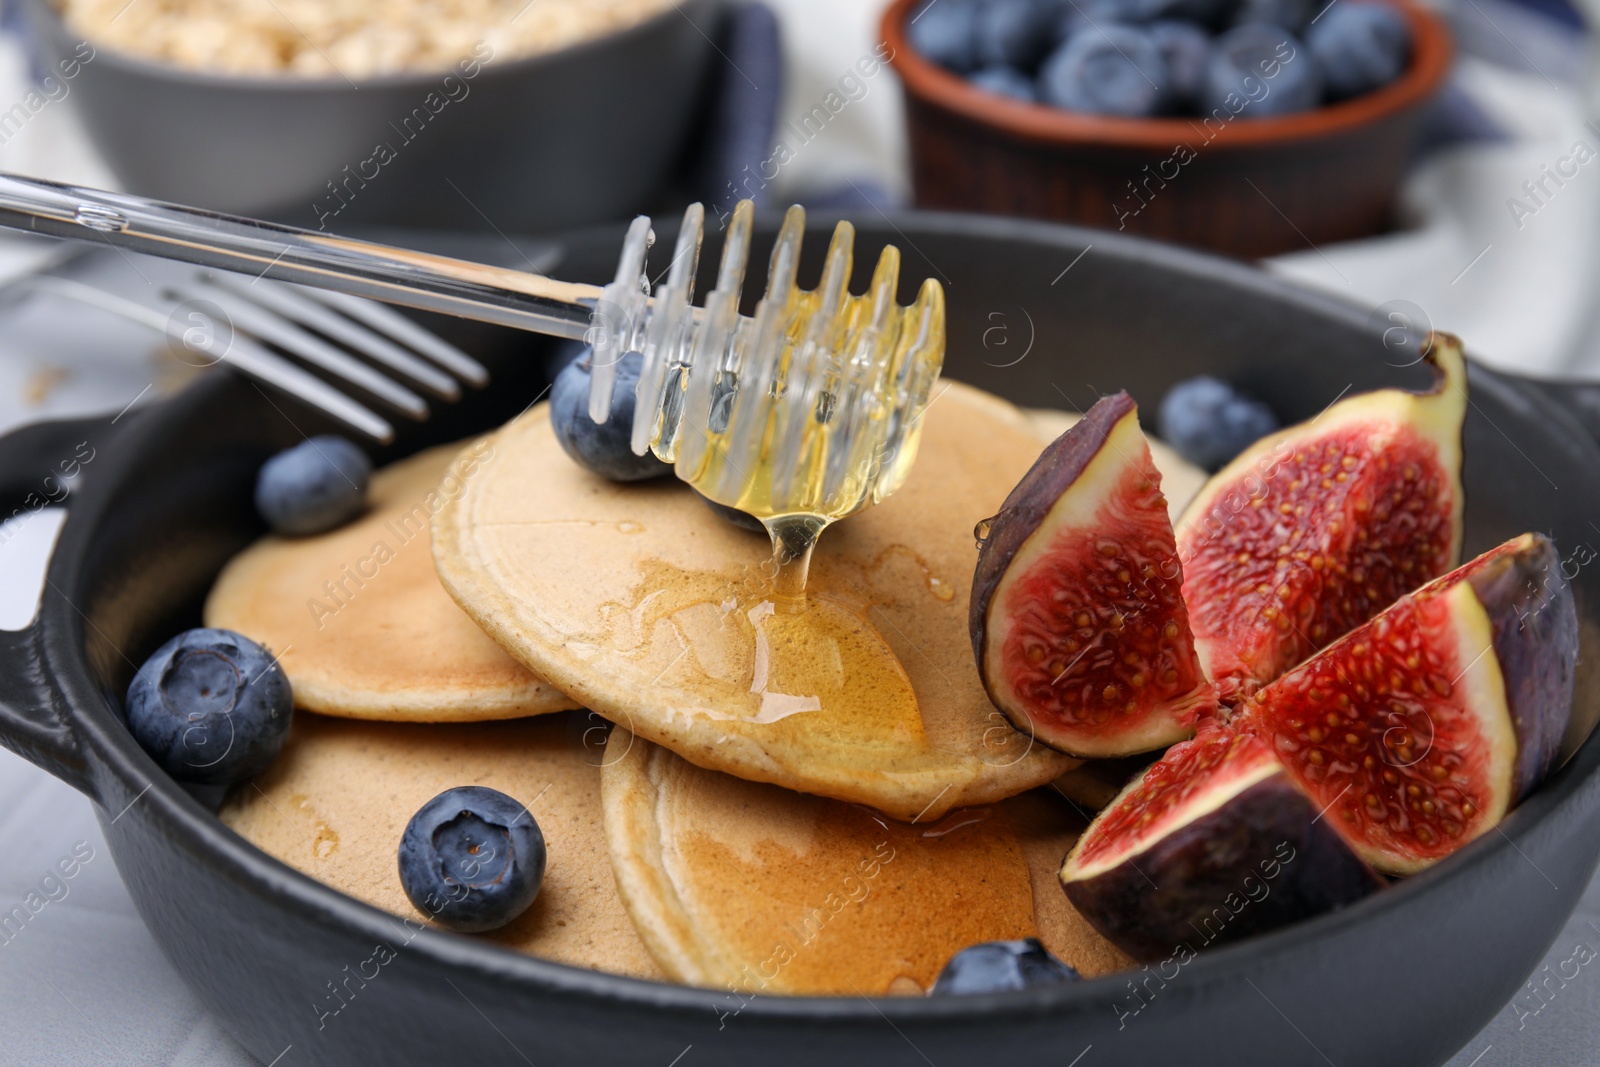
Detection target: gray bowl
<box><xmin>22</xmin><ymin>0</ymin><xmax>726</xmax><ymax>232</ymax></box>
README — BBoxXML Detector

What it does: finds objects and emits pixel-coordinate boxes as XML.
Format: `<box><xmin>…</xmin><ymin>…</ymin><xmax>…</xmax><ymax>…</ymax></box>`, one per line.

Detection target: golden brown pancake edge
<box><xmin>220</xmin><ymin>710</ymin><xmax>662</xmax><ymax>980</ymax></box>
<box><xmin>431</xmin><ymin>380</ymin><xmax>1081</xmax><ymax>821</ymax></box>
<box><xmin>206</xmin><ymin>441</ymin><xmax>576</xmax><ymax>723</ymax></box>
<box><xmin>600</xmin><ymin>727</ymin><xmax>1134</xmax><ymax>994</ymax></box>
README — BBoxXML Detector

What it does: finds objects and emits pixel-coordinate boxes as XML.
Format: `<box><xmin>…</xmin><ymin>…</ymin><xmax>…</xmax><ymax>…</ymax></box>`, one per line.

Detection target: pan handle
<box><xmin>0</xmin><ymin>414</ymin><xmax>115</xmax><ymax>801</ymax></box>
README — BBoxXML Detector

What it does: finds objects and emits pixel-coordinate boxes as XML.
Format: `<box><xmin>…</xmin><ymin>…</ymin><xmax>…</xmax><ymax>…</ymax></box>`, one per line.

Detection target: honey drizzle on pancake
<box><xmin>587</xmin><ymin>562</ymin><xmax>932</xmax><ymax>752</ymax></box>
<box><xmin>431</xmin><ymin>383</ymin><xmax>1086</xmax><ymax>818</ymax></box>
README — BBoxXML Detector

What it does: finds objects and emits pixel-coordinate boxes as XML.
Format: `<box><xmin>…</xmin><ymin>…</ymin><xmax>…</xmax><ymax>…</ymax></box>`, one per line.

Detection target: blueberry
<box><xmin>1134</xmin><ymin>0</ymin><xmax>1241</xmax><ymax>27</ymax></box>
<box><xmin>977</xmin><ymin>0</ymin><xmax>1064</xmax><ymax>71</ymax></box>
<box><xmin>1307</xmin><ymin>2</ymin><xmax>1409</xmax><ymax>100</ymax></box>
<box><xmin>1049</xmin><ymin>0</ymin><xmax>1143</xmax><ymax>51</ymax></box>
<box><xmin>1038</xmin><ymin>25</ymin><xmax>1168</xmax><ymax>117</ymax></box>
<box><xmin>1199</xmin><ymin>24</ymin><xmax>1320</xmax><ymax>117</ymax></box>
<box><xmin>255</xmin><ymin>436</ymin><xmax>371</xmax><ymax>536</ymax></box>
<box><xmin>930</xmin><ymin>939</ymin><xmax>1081</xmax><ymax>995</ymax></box>
<box><xmin>1058</xmin><ymin>0</ymin><xmax>1237</xmax><ymax>28</ymax></box>
<box><xmin>697</xmin><ymin>490</ymin><xmax>768</xmax><ymax>534</ymax></box>
<box><xmin>398</xmin><ymin>786</ymin><xmax>546</xmax><ymax>933</ymax></box>
<box><xmin>908</xmin><ymin>0</ymin><xmax>982</xmax><ymax>73</ymax></box>
<box><xmin>125</xmin><ymin>628</ymin><xmax>293</xmax><ymax>786</ymax></box>
<box><xmin>1157</xmin><ymin>376</ymin><xmax>1280</xmax><ymax>471</ymax></box>
<box><xmin>549</xmin><ymin>350</ymin><xmax>673</xmax><ymax>483</ymax></box>
<box><xmin>1051</xmin><ymin>7</ymin><xmax>1091</xmax><ymax>46</ymax></box>
<box><xmin>970</xmin><ymin>64</ymin><xmax>1040</xmax><ymax>101</ymax></box>
<box><xmin>1231</xmin><ymin>0</ymin><xmax>1312</xmax><ymax>31</ymax></box>
<box><xmin>1148</xmin><ymin>20</ymin><xmax>1211</xmax><ymax>109</ymax></box>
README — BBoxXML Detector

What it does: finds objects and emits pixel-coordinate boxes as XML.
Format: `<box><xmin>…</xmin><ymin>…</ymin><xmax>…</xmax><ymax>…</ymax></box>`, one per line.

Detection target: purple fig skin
<box><xmin>1062</xmin><ymin>774</ymin><xmax>1384</xmax><ymax>964</ymax></box>
<box><xmin>1464</xmin><ymin>533</ymin><xmax>1578</xmax><ymax>801</ymax></box>
<box><xmin>969</xmin><ymin>392</ymin><xmax>1136</xmax><ymax>692</ymax></box>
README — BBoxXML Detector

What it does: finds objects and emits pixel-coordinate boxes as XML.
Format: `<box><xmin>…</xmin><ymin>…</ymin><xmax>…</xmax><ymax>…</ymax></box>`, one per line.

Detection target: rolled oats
<box><xmin>55</xmin><ymin>0</ymin><xmax>676</xmax><ymax>78</ymax></box>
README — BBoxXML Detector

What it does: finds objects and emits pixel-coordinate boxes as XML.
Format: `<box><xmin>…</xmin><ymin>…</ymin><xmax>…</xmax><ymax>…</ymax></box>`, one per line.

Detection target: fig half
<box><xmin>1059</xmin><ymin>724</ymin><xmax>1384</xmax><ymax>963</ymax></box>
<box><xmin>1243</xmin><ymin>533</ymin><xmax>1577</xmax><ymax>875</ymax></box>
<box><xmin>1176</xmin><ymin>335</ymin><xmax>1468</xmax><ymax>702</ymax></box>
<box><xmin>971</xmin><ymin>393</ymin><xmax>1213</xmax><ymax>758</ymax></box>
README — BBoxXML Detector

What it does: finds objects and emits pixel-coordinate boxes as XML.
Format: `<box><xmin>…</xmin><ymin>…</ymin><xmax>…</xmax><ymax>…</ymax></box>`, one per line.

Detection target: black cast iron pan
<box><xmin>2</xmin><ymin>213</ymin><xmax>1599</xmax><ymax>1067</ymax></box>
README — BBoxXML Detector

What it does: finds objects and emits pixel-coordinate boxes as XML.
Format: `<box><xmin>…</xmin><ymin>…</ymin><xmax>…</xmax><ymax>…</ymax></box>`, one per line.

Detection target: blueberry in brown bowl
<box><xmin>884</xmin><ymin>0</ymin><xmax>1450</xmax><ymax>255</ymax></box>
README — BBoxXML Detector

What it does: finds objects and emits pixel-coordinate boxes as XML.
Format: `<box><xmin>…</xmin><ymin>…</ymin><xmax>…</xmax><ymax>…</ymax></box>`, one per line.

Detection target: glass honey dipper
<box><xmin>589</xmin><ymin>201</ymin><xmax>945</xmax><ymax>596</ymax></box>
<box><xmin>0</xmin><ymin>175</ymin><xmax>947</xmax><ymax>596</ymax></box>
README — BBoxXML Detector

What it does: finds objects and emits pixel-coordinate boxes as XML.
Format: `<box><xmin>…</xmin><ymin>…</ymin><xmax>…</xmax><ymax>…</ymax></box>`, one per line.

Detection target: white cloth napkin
<box><xmin>1270</xmin><ymin>55</ymin><xmax>1600</xmax><ymax>379</ymax></box>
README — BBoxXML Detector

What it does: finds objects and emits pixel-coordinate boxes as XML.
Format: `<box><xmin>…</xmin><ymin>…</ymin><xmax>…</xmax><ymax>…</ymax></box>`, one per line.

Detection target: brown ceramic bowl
<box><xmin>881</xmin><ymin>0</ymin><xmax>1452</xmax><ymax>258</ymax></box>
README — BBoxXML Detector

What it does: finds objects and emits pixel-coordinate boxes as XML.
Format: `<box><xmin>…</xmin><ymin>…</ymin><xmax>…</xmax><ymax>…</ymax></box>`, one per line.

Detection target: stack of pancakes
<box><xmin>210</xmin><ymin>382</ymin><xmax>1205</xmax><ymax>995</ymax></box>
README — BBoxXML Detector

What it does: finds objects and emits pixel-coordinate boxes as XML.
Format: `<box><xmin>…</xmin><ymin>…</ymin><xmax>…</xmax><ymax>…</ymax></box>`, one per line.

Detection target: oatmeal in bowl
<box><xmin>53</xmin><ymin>0</ymin><xmax>677</xmax><ymax>78</ymax></box>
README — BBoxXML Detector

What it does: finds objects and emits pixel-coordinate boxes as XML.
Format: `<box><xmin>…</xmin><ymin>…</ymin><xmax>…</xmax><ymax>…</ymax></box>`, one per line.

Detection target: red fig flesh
<box><xmin>1061</xmin><ymin>534</ymin><xmax>1576</xmax><ymax>957</ymax></box>
<box><xmin>971</xmin><ymin>393</ymin><xmax>1213</xmax><ymax>758</ymax></box>
<box><xmin>1176</xmin><ymin>336</ymin><xmax>1468</xmax><ymax>703</ymax></box>
<box><xmin>1242</xmin><ymin>533</ymin><xmax>1576</xmax><ymax>875</ymax></box>
<box><xmin>1060</xmin><ymin>725</ymin><xmax>1383</xmax><ymax>963</ymax></box>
